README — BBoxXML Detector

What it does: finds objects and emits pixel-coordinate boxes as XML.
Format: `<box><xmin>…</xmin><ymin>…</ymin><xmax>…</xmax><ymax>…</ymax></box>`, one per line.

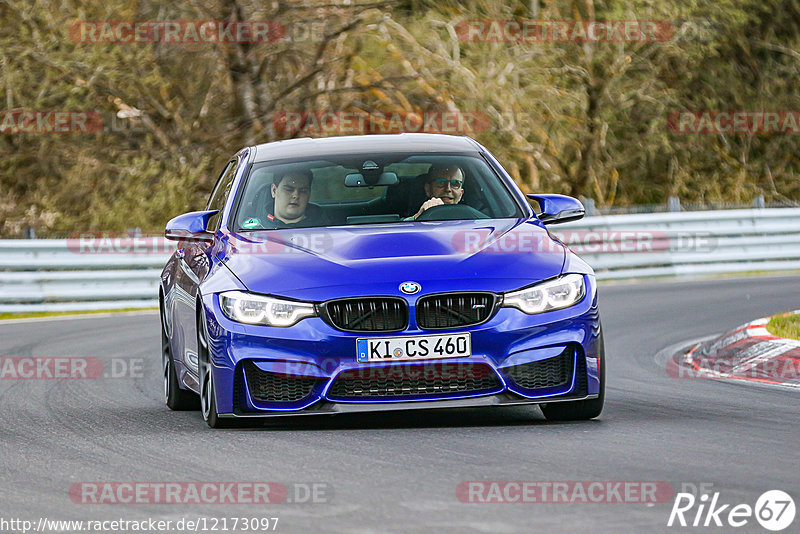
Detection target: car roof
<box><xmin>251</xmin><ymin>133</ymin><xmax>482</xmax><ymax>163</ymax></box>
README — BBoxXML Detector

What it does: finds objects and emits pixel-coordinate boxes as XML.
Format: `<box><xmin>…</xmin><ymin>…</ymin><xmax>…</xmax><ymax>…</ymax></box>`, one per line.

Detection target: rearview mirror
<box><xmin>527</xmin><ymin>194</ymin><xmax>585</xmax><ymax>224</ymax></box>
<box><xmin>164</xmin><ymin>210</ymin><xmax>218</xmax><ymax>242</ymax></box>
<box><xmin>344</xmin><ymin>172</ymin><xmax>399</xmax><ymax>187</ymax></box>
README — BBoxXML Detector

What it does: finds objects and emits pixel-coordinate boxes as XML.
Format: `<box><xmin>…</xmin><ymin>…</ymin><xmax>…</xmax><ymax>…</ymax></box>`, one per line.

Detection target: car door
<box><xmin>173</xmin><ymin>159</ymin><xmax>239</xmax><ymax>386</ymax></box>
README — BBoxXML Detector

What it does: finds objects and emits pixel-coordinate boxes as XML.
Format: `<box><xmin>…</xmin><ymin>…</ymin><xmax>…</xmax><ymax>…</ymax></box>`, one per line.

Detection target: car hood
<box><xmin>220</xmin><ymin>219</ymin><xmax>565</xmax><ymax>301</ymax></box>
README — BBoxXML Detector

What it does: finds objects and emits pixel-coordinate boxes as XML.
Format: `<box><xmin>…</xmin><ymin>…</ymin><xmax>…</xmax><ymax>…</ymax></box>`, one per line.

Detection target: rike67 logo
<box><xmin>668</xmin><ymin>489</ymin><xmax>795</xmax><ymax>531</ymax></box>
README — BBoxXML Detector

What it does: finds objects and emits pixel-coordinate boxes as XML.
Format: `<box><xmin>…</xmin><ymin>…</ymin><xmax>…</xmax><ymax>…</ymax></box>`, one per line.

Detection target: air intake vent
<box><xmin>501</xmin><ymin>347</ymin><xmax>574</xmax><ymax>391</ymax></box>
<box><xmin>243</xmin><ymin>361</ymin><xmax>322</xmax><ymax>403</ymax></box>
<box><xmin>327</xmin><ymin>362</ymin><xmax>502</xmax><ymax>400</ymax></box>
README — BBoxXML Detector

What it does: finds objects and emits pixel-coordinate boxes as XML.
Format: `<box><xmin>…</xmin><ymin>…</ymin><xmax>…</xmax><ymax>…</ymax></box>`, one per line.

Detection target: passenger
<box><xmin>265</xmin><ymin>170</ymin><xmax>329</xmax><ymax>228</ymax></box>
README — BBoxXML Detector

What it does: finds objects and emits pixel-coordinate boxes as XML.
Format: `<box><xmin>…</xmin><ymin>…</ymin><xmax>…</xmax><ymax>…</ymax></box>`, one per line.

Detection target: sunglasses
<box><xmin>430</xmin><ymin>177</ymin><xmax>463</xmax><ymax>189</ymax></box>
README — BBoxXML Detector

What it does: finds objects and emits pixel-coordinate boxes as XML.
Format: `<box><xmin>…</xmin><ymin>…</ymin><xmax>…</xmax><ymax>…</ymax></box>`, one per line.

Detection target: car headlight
<box><xmin>219</xmin><ymin>291</ymin><xmax>316</xmax><ymax>327</ymax></box>
<box><xmin>503</xmin><ymin>274</ymin><xmax>586</xmax><ymax>315</ymax></box>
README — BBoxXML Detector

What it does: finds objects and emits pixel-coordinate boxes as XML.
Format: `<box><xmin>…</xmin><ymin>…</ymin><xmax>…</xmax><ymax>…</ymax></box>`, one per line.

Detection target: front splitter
<box><xmin>219</xmin><ymin>392</ymin><xmax>598</xmax><ymax>418</ymax></box>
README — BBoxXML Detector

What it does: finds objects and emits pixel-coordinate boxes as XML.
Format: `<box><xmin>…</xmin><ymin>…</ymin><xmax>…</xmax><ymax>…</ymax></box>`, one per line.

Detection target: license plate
<box><xmin>356</xmin><ymin>333</ymin><xmax>471</xmax><ymax>363</ymax></box>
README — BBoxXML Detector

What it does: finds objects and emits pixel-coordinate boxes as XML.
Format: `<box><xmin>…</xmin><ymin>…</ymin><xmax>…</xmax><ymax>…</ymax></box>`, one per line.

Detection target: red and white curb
<box><xmin>668</xmin><ymin>311</ymin><xmax>800</xmax><ymax>388</ymax></box>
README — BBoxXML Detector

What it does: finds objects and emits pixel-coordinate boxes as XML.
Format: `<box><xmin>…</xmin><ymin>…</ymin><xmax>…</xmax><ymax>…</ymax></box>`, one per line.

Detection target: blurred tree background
<box><xmin>0</xmin><ymin>0</ymin><xmax>798</xmax><ymax>236</ymax></box>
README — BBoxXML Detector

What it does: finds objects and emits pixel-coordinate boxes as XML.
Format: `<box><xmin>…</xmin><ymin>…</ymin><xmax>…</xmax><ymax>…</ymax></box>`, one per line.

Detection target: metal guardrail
<box><xmin>1</xmin><ymin>208</ymin><xmax>799</xmax><ymax>313</ymax></box>
<box><xmin>0</xmin><ymin>238</ymin><xmax>170</xmax><ymax>313</ymax></box>
<box><xmin>554</xmin><ymin>208</ymin><xmax>800</xmax><ymax>280</ymax></box>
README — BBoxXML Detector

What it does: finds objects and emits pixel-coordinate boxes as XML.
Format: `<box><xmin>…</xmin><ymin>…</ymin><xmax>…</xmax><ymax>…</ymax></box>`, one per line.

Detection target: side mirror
<box><xmin>165</xmin><ymin>210</ymin><xmax>218</xmax><ymax>242</ymax></box>
<box><xmin>527</xmin><ymin>194</ymin><xmax>585</xmax><ymax>224</ymax></box>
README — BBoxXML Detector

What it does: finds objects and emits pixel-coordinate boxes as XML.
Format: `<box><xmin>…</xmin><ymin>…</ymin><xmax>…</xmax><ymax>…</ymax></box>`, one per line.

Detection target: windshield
<box><xmin>232</xmin><ymin>153</ymin><xmax>524</xmax><ymax>231</ymax></box>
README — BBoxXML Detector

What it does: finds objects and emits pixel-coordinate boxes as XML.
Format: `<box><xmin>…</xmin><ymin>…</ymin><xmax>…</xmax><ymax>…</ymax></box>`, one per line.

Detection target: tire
<box><xmin>161</xmin><ymin>303</ymin><xmax>199</xmax><ymax>411</ymax></box>
<box><xmin>197</xmin><ymin>308</ymin><xmax>239</xmax><ymax>429</ymax></box>
<box><xmin>541</xmin><ymin>329</ymin><xmax>605</xmax><ymax>421</ymax></box>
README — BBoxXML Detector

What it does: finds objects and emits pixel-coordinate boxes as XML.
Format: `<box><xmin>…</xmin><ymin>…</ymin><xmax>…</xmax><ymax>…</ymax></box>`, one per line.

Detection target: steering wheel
<box><xmin>414</xmin><ymin>203</ymin><xmax>490</xmax><ymax>221</ymax></box>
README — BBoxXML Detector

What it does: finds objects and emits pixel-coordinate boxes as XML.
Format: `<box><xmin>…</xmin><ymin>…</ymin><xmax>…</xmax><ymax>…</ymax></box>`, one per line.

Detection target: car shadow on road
<box><xmin>88</xmin><ymin>404</ymin><xmax>605</xmax><ymax>433</ymax></box>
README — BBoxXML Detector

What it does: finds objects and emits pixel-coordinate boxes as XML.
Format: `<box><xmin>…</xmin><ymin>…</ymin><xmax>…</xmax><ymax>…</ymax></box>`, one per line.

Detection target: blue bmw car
<box><xmin>160</xmin><ymin>134</ymin><xmax>604</xmax><ymax>428</ymax></box>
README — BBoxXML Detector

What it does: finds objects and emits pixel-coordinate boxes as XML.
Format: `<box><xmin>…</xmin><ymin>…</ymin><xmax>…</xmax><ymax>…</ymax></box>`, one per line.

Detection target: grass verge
<box><xmin>0</xmin><ymin>308</ymin><xmax>158</xmax><ymax>321</ymax></box>
<box><xmin>767</xmin><ymin>312</ymin><xmax>800</xmax><ymax>340</ymax></box>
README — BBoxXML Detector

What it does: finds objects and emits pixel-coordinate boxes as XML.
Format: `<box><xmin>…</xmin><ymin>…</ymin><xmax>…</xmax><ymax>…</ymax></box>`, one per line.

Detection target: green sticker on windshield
<box><xmin>242</xmin><ymin>218</ymin><xmax>261</xmax><ymax>228</ymax></box>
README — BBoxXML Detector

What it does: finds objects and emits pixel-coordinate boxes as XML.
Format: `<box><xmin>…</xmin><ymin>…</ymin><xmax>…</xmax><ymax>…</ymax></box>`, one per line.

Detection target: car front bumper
<box><xmin>201</xmin><ymin>279</ymin><xmax>602</xmax><ymax>416</ymax></box>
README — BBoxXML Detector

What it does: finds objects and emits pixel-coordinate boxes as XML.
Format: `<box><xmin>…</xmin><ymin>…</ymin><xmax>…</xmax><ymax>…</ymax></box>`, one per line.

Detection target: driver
<box><xmin>408</xmin><ymin>164</ymin><xmax>465</xmax><ymax>220</ymax></box>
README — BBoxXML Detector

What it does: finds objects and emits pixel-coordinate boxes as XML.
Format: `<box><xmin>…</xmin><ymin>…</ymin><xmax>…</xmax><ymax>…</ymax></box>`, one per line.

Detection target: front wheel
<box><xmin>199</xmin><ymin>357</ymin><xmax>225</xmax><ymax>427</ymax></box>
<box><xmin>162</xmin><ymin>307</ymin><xmax>199</xmax><ymax>411</ymax></box>
<box><xmin>198</xmin><ymin>310</ymin><xmax>240</xmax><ymax>429</ymax></box>
<box><xmin>541</xmin><ymin>330</ymin><xmax>605</xmax><ymax>421</ymax></box>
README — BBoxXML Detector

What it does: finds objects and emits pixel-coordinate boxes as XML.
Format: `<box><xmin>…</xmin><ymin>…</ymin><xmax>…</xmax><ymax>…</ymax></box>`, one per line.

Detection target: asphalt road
<box><xmin>1</xmin><ymin>275</ymin><xmax>799</xmax><ymax>533</ymax></box>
